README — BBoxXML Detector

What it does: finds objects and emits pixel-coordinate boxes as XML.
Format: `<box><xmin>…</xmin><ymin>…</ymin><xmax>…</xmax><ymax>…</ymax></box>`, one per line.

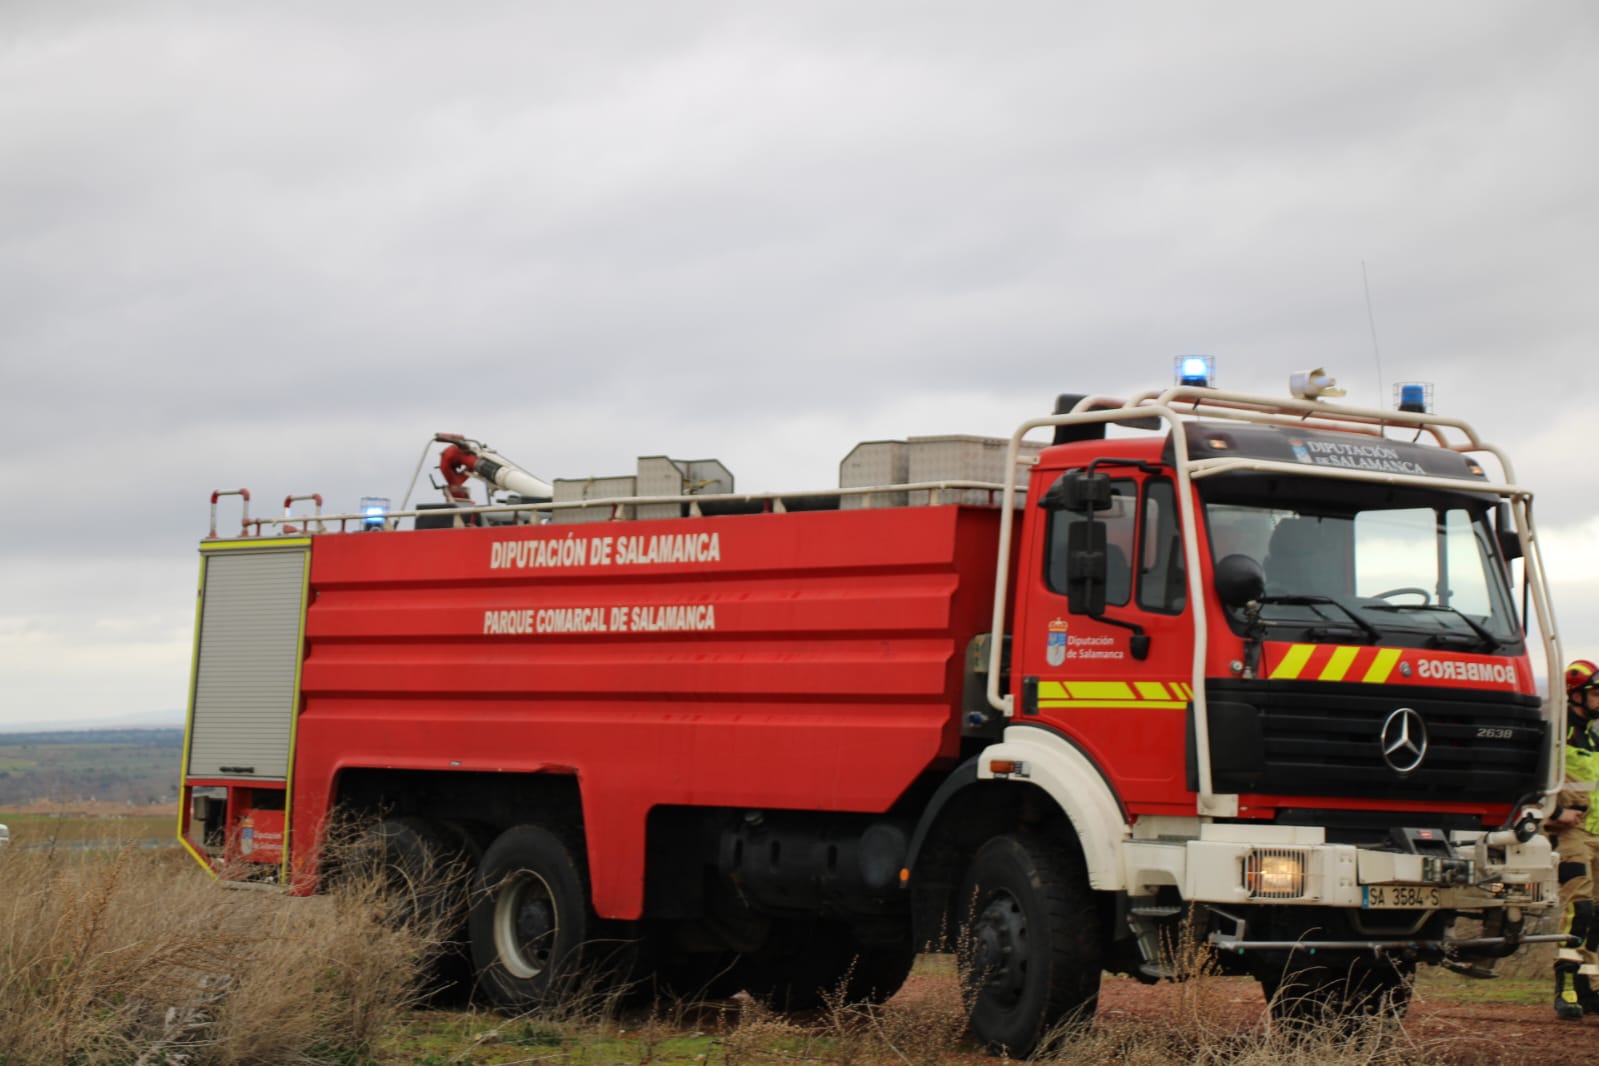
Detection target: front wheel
<box><xmin>468</xmin><ymin>824</ymin><xmax>591</xmax><ymax>1009</ymax></box>
<box><xmin>958</xmin><ymin>833</ymin><xmax>1102</xmax><ymax>1056</ymax></box>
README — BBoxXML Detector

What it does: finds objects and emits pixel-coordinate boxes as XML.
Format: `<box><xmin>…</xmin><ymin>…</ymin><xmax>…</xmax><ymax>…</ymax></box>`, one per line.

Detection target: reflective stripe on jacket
<box><xmin>1562</xmin><ymin>715</ymin><xmax>1599</xmax><ymax>836</ymax></box>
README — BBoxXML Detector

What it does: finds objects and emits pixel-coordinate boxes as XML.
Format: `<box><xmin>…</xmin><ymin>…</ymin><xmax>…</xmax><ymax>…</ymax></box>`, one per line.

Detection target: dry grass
<box><xmin>1032</xmin><ymin>1010</ymin><xmax>1442</xmax><ymax>1066</ymax></box>
<box><xmin>368</xmin><ymin>945</ymin><xmax>1526</xmax><ymax>1065</ymax></box>
<box><xmin>0</xmin><ymin>844</ymin><xmax>442</xmax><ymax>1066</ymax></box>
<box><xmin>700</xmin><ymin>931</ymin><xmax>1479</xmax><ymax>1066</ymax></box>
<box><xmin>712</xmin><ymin>969</ymin><xmax>1470</xmax><ymax>1066</ymax></box>
<box><xmin>0</xmin><ymin>836</ymin><xmax>1537</xmax><ymax>1065</ymax></box>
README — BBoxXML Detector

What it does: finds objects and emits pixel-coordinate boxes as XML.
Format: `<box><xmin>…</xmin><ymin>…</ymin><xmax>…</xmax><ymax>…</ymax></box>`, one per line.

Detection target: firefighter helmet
<box><xmin>1568</xmin><ymin>659</ymin><xmax>1599</xmax><ymax>695</ymax></box>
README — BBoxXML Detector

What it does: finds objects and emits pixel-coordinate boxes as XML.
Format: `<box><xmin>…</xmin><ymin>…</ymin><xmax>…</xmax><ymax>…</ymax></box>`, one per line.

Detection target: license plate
<box><xmin>1362</xmin><ymin>884</ymin><xmax>1442</xmax><ymax>909</ymax></box>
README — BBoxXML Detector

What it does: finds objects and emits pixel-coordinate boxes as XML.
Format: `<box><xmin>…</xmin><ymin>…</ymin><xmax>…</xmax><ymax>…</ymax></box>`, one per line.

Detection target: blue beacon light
<box><xmin>360</xmin><ymin>496</ymin><xmax>390</xmax><ymax>530</ymax></box>
<box><xmin>1176</xmin><ymin>355</ymin><xmax>1214</xmax><ymax>388</ymax></box>
<box><xmin>1398</xmin><ymin>383</ymin><xmax>1428</xmax><ymax>413</ymax></box>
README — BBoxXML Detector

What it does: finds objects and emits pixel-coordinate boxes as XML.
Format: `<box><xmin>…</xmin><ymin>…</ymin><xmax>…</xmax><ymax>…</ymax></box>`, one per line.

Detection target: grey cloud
<box><xmin>3</xmin><ymin>1</ymin><xmax>1597</xmax><ymax>720</ymax></box>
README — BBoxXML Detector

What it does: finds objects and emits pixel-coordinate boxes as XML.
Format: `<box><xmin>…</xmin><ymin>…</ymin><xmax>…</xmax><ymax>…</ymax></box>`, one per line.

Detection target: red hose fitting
<box><xmin>438</xmin><ymin>443</ymin><xmax>479</xmax><ymax>487</ymax></box>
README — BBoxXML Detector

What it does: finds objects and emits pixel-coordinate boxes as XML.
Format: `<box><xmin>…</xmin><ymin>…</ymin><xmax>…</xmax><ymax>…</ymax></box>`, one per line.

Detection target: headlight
<box><xmin>1245</xmin><ymin>850</ymin><xmax>1307</xmax><ymax>899</ymax></box>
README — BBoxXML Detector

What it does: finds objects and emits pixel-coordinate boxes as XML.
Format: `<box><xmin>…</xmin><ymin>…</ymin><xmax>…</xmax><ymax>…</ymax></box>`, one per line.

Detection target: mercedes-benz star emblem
<box><xmin>1380</xmin><ymin>707</ymin><xmax>1428</xmax><ymax>774</ymax></box>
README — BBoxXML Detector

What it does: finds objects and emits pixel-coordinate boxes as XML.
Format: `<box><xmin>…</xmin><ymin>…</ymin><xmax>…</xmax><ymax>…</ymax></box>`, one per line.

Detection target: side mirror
<box><xmin>1039</xmin><ymin>470</ymin><xmax>1113</xmax><ymax>513</ymax></box>
<box><xmin>1065</xmin><ymin>521</ymin><xmax>1108</xmax><ymax>616</ymax></box>
<box><xmin>1214</xmin><ymin>553</ymin><xmax>1265</xmax><ymax>609</ymax></box>
<box><xmin>1494</xmin><ymin>501</ymin><xmax>1523</xmax><ymax>562</ymax></box>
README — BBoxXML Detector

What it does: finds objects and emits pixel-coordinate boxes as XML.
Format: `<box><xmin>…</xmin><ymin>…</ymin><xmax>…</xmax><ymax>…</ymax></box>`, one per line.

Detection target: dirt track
<box><xmin>1091</xmin><ymin>974</ymin><xmax>1597</xmax><ymax>1065</ymax></box>
<box><xmin>871</xmin><ymin>972</ymin><xmax>1597</xmax><ymax>1064</ymax></box>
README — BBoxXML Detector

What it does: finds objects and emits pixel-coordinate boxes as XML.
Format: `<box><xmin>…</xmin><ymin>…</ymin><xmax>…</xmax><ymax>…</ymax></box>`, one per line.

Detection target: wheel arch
<box><xmin>332</xmin><ymin>766</ymin><xmax>585</xmax><ymax>828</ymax></box>
<box><xmin>320</xmin><ymin>766</ymin><xmax>588</xmax><ymax>876</ymax></box>
<box><xmin>905</xmin><ymin>726</ymin><xmax>1129</xmax><ymax>948</ymax></box>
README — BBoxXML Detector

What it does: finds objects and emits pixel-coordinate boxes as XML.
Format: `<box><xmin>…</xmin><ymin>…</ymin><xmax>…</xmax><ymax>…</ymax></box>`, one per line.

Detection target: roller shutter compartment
<box><xmin>186</xmin><ymin>547</ymin><xmax>308</xmax><ymax>780</ymax></box>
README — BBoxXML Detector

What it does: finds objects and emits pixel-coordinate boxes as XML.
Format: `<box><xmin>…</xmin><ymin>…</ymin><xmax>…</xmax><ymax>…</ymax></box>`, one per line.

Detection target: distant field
<box><xmin>0</xmin><ymin>728</ymin><xmax>182</xmax><ymax>806</ymax></box>
<box><xmin>0</xmin><ymin>812</ymin><xmax>175</xmax><ymax>846</ymax></box>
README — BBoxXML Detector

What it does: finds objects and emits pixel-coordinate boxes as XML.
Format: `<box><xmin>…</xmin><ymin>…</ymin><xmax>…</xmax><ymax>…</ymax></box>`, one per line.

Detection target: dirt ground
<box><xmin>1089</xmin><ymin>974</ymin><xmax>1598</xmax><ymax>1065</ymax></box>
<box><xmin>706</xmin><ymin>972</ymin><xmax>1599</xmax><ymax>1065</ymax></box>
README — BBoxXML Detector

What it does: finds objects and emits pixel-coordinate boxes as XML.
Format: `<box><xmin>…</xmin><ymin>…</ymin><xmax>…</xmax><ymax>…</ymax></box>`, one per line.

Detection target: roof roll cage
<box><xmin>1119</xmin><ymin>384</ymin><xmax>1515</xmax><ymax>473</ymax></box>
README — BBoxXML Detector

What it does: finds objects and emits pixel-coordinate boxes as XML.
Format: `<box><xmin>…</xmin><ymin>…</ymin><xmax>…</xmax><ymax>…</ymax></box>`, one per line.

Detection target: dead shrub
<box><xmin>0</xmin><ymin>834</ymin><xmax>451</xmax><ymax>1065</ymax></box>
<box><xmin>857</xmin><ymin>963</ymin><xmax>969</xmax><ymax>1066</ymax></box>
<box><xmin>718</xmin><ymin>998</ymin><xmax>816</xmax><ymax>1066</ymax></box>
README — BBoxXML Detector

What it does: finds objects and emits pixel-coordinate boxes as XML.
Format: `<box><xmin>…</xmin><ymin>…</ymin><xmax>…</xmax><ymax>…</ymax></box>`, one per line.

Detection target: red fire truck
<box><xmin>180</xmin><ymin>367</ymin><xmax>1562</xmax><ymax>1053</ymax></box>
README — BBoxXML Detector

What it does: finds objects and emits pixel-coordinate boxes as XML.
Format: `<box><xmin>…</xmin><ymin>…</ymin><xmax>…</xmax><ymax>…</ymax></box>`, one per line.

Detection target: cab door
<box><xmin>1013</xmin><ymin>468</ymin><xmax>1197</xmax><ymax>816</ymax></box>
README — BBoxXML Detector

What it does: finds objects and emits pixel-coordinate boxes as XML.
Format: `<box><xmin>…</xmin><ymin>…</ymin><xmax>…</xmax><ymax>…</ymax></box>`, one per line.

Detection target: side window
<box><xmin>1138</xmin><ymin>480</ymin><xmax>1187</xmax><ymax>614</ymax></box>
<box><xmin>1045</xmin><ymin>478</ymin><xmax>1135</xmax><ymax>606</ymax></box>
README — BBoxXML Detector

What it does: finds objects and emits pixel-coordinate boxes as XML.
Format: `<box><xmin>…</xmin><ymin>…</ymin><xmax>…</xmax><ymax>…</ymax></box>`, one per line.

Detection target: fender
<box><xmin>903</xmin><ymin>726</ymin><xmax>1130</xmax><ymax>891</ymax></box>
<box><xmin>902</xmin><ymin>757</ymin><xmax>981</xmax><ymax>874</ymax></box>
<box><xmin>978</xmin><ymin>724</ymin><xmax>1131</xmax><ymax>890</ymax></box>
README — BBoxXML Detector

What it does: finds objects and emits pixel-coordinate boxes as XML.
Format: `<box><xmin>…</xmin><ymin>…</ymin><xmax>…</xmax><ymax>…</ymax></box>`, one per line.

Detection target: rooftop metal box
<box><xmin>636</xmin><ymin>457</ymin><xmax>735</xmax><ymax>520</ymax></box>
<box><xmin>552</xmin><ymin>476</ymin><xmax>637</xmax><ymax>524</ymax></box>
<box><xmin>839</xmin><ymin>440</ymin><xmax>909</xmax><ymax>510</ymax></box>
<box><xmin>906</xmin><ymin>435</ymin><xmax>1041</xmax><ymax>506</ymax></box>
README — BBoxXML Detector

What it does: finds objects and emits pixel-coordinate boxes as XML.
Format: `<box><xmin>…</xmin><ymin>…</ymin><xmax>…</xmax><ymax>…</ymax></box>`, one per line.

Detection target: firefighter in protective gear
<box><xmin>1551</xmin><ymin>658</ymin><xmax>1599</xmax><ymax>1019</ymax></box>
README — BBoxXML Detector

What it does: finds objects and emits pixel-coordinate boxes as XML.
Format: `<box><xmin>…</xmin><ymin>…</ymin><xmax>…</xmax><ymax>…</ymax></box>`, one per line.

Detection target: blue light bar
<box><xmin>1175</xmin><ymin>355</ymin><xmax>1214</xmax><ymax>388</ymax></box>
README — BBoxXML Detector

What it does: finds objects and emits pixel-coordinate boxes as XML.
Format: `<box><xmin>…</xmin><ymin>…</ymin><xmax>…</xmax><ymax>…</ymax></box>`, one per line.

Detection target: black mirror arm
<box><xmin>1238</xmin><ymin>602</ymin><xmax>1264</xmax><ymax>678</ymax></box>
<box><xmin>1090</xmin><ymin>610</ymin><xmax>1151</xmax><ymax>661</ymax></box>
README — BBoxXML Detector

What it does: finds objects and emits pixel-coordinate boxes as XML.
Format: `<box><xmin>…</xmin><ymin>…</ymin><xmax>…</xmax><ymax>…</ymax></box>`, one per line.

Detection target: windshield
<box><xmin>1204</xmin><ymin>491</ymin><xmax>1520</xmax><ymax>649</ymax></box>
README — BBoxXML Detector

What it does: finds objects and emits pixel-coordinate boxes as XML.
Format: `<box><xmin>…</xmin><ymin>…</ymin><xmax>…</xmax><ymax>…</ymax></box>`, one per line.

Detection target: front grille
<box><xmin>1204</xmin><ymin>680</ymin><xmax>1545</xmax><ymax>803</ymax></box>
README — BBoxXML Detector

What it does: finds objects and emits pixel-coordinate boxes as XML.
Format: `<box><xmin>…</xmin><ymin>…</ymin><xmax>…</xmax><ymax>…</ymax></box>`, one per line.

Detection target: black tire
<box><xmin>1259</xmin><ymin>955</ymin><xmax>1414</xmax><ymax>1030</ymax></box>
<box><xmin>469</xmin><ymin>824</ymin><xmax>592</xmax><ymax>1010</ymax></box>
<box><xmin>958</xmin><ymin>833</ymin><xmax>1102</xmax><ymax>1056</ymax></box>
<box><xmin>357</xmin><ymin>817</ymin><xmax>478</xmax><ymax>1003</ymax></box>
<box><xmin>365</xmin><ymin>816</ymin><xmax>473</xmax><ymax>929</ymax></box>
<box><xmin>434</xmin><ymin>818</ymin><xmax>492</xmax><ymax>865</ymax></box>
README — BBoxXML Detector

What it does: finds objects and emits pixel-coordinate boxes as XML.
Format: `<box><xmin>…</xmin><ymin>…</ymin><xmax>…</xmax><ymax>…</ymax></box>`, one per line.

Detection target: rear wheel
<box><xmin>360</xmin><ymin>817</ymin><xmax>477</xmax><ymax>1000</ymax></box>
<box><xmin>958</xmin><ymin>833</ymin><xmax>1102</xmax><ymax>1056</ymax></box>
<box><xmin>469</xmin><ymin>824</ymin><xmax>592</xmax><ymax>1009</ymax></box>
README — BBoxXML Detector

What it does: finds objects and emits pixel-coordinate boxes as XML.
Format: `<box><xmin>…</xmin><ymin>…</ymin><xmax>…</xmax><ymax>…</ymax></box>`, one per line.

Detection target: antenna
<box><xmin>1362</xmin><ymin>260</ymin><xmax>1384</xmax><ymax>404</ymax></box>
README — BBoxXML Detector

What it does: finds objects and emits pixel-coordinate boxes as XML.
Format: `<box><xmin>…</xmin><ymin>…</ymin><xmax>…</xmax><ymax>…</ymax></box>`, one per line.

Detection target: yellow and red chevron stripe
<box><xmin>1035</xmin><ymin>679</ymin><xmax>1194</xmax><ymax>709</ymax></box>
<box><xmin>1267</xmin><ymin>644</ymin><xmax>1403</xmax><ymax>683</ymax></box>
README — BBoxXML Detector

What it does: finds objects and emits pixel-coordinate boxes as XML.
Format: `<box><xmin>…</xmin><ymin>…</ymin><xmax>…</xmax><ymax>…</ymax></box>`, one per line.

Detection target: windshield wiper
<box><xmin>1255</xmin><ymin>594</ymin><xmax>1381</xmax><ymax>644</ymax></box>
<box><xmin>1364</xmin><ymin>603</ymin><xmax>1501</xmax><ymax>651</ymax></box>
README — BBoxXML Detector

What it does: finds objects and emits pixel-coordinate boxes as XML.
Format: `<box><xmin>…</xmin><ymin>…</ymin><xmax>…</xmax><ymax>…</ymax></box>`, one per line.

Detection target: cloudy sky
<box><xmin>3</xmin><ymin>2</ymin><xmax>1596</xmax><ymax>729</ymax></box>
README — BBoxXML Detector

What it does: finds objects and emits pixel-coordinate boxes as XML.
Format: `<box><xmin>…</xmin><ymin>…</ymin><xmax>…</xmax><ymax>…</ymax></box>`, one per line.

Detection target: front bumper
<box><xmin>1124</xmin><ymin>823</ymin><xmax>1557</xmax><ymax>912</ymax></box>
